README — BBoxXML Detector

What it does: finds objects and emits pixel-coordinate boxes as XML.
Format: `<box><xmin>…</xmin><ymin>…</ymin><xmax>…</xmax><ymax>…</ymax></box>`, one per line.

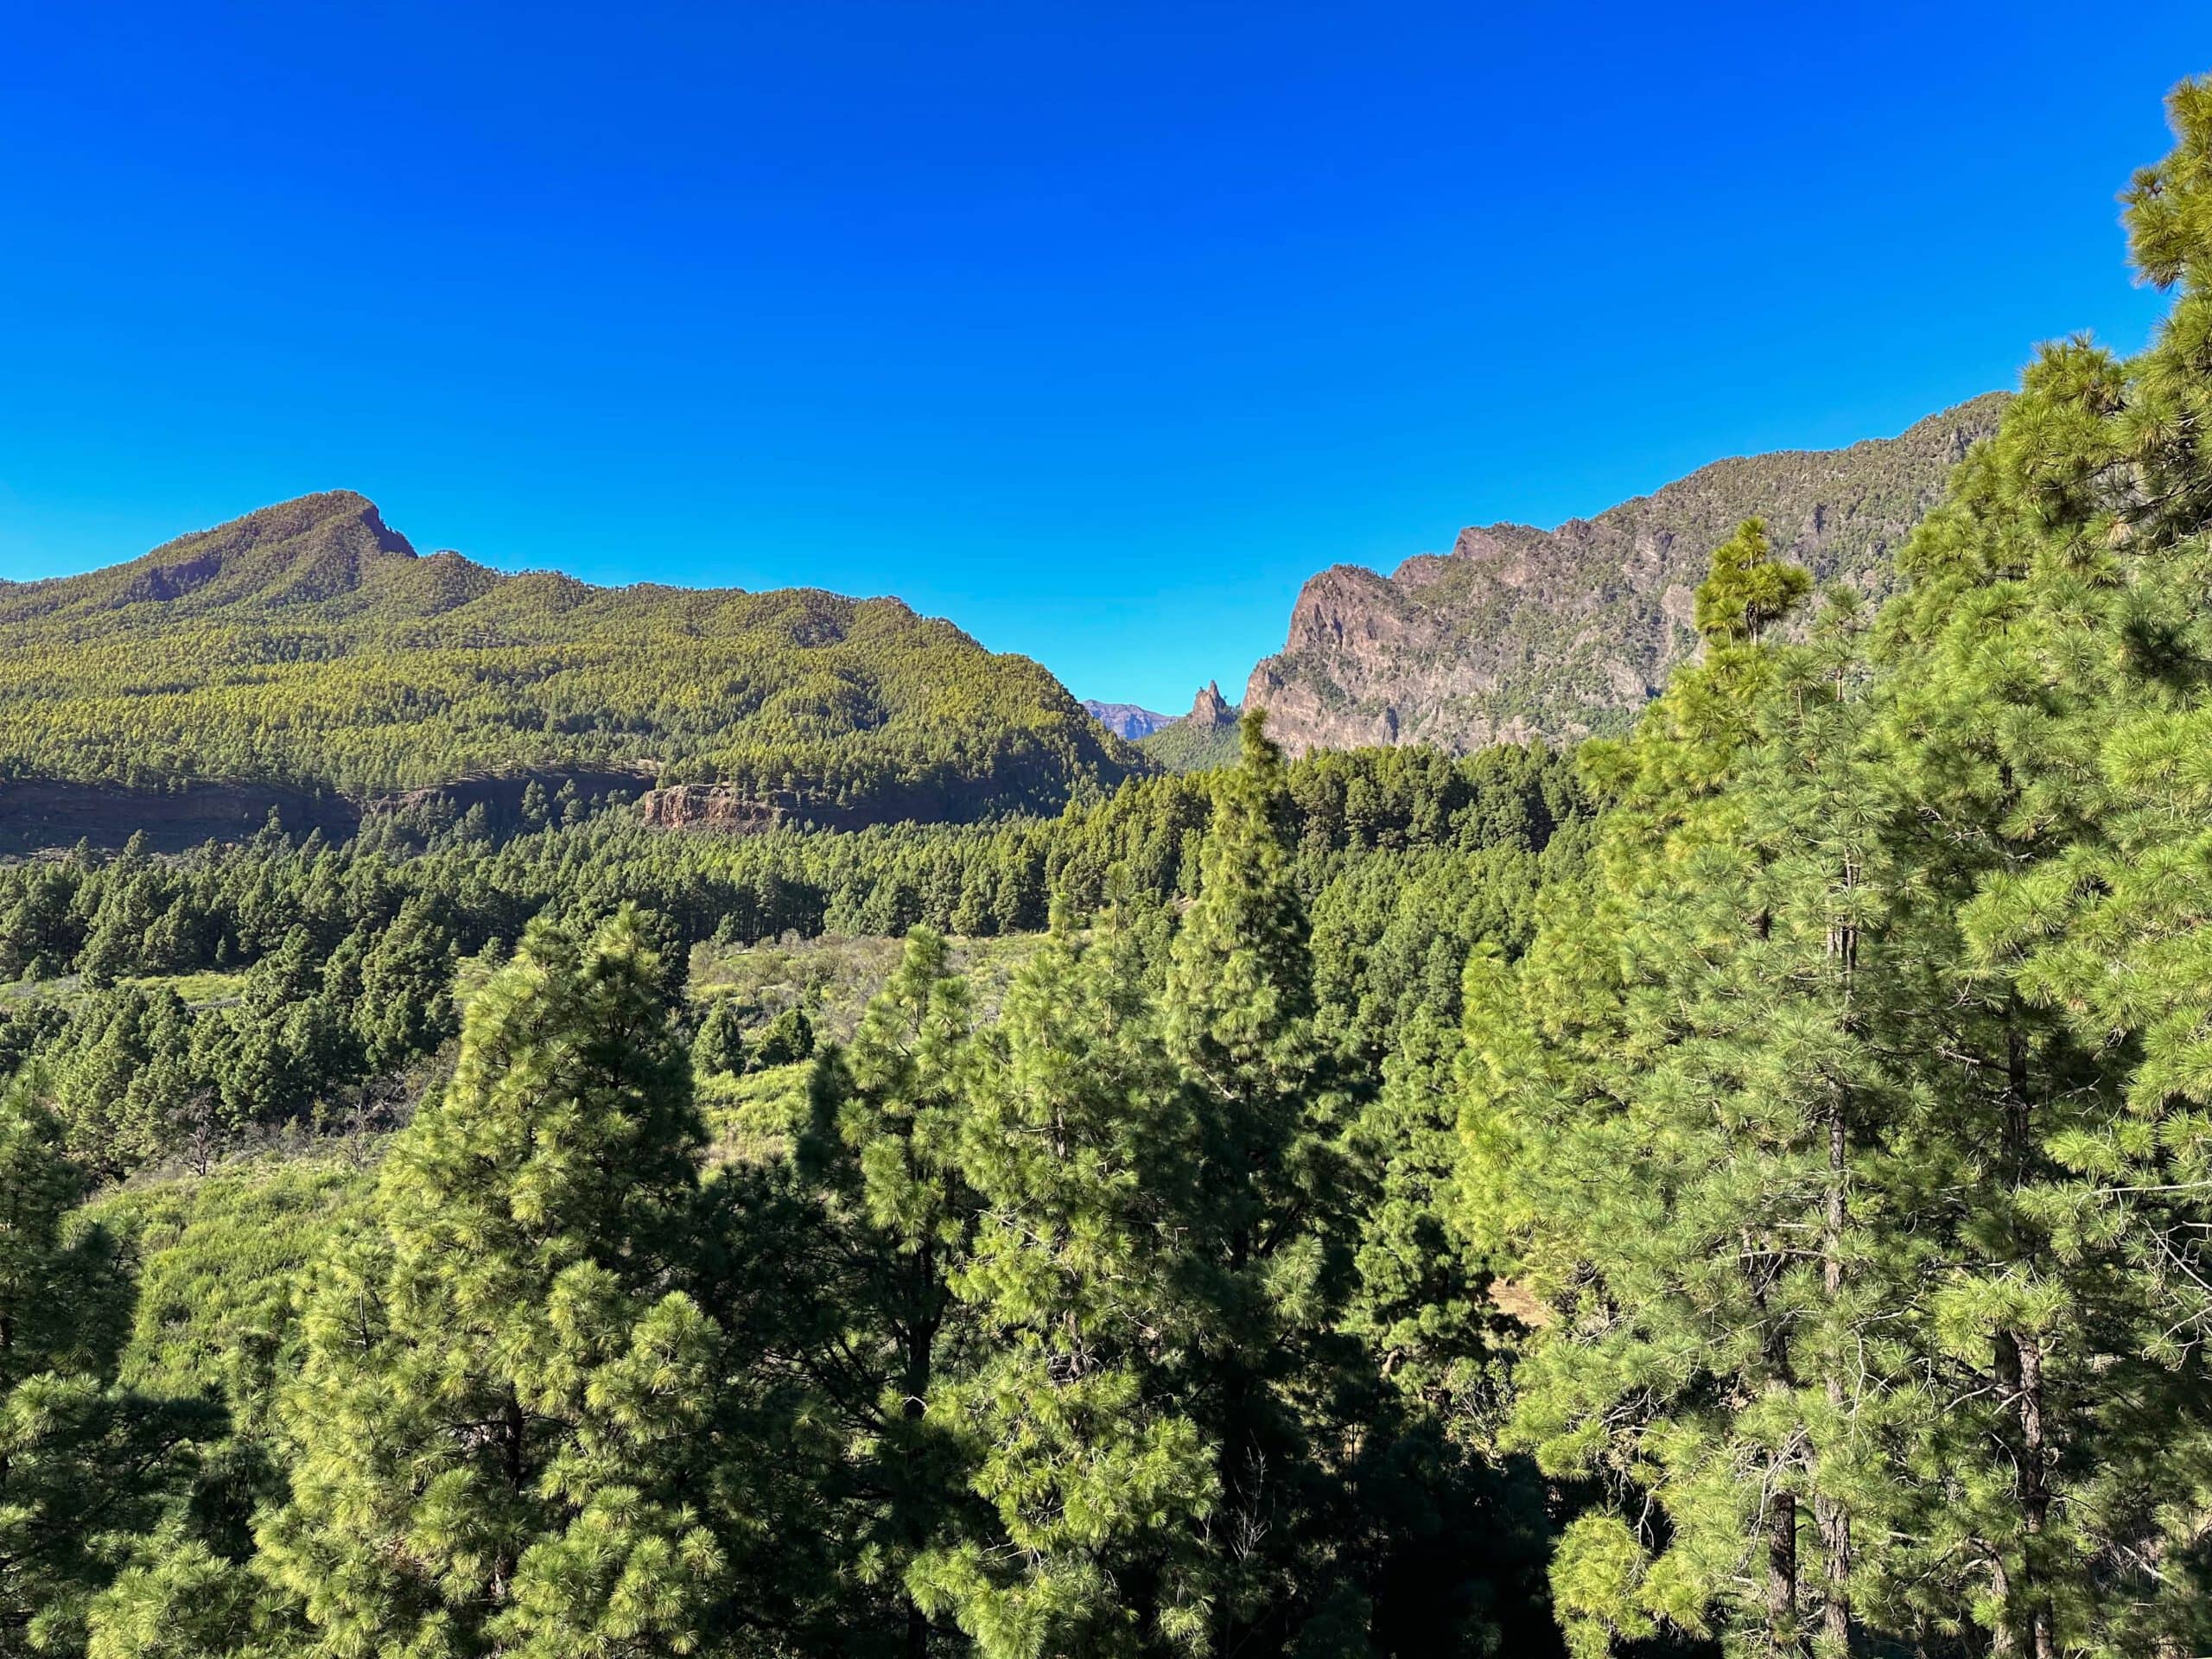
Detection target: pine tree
<box><xmin>690</xmin><ymin>996</ymin><xmax>749</xmax><ymax>1078</ymax></box>
<box><xmin>792</xmin><ymin>927</ymin><xmax>980</xmax><ymax>1657</ymax></box>
<box><xmin>1338</xmin><ymin>1004</ymin><xmax>1562</xmax><ymax>1657</ymax></box>
<box><xmin>909</xmin><ymin>908</ymin><xmax>1216</xmax><ymax>1657</ymax></box>
<box><xmin>254</xmin><ymin>908</ymin><xmax>740</xmax><ymax>1657</ymax></box>
<box><xmin>1164</xmin><ymin>715</ymin><xmax>1366</xmax><ymax>1653</ymax></box>
<box><xmin>1455</xmin><ymin>524</ymin><xmax>1850</xmax><ymax>1657</ymax></box>
<box><xmin>0</xmin><ymin>1075</ymin><xmax>213</xmax><ymax>1653</ymax></box>
<box><xmin>1692</xmin><ymin>518</ymin><xmax>1813</xmax><ymax>645</ymax></box>
<box><xmin>755</xmin><ymin>1007</ymin><xmax>816</xmax><ymax>1069</ymax></box>
<box><xmin>1845</xmin><ymin>77</ymin><xmax>2212</xmax><ymax>1656</ymax></box>
<box><xmin>353</xmin><ymin>896</ymin><xmax>459</xmax><ymax>1074</ymax></box>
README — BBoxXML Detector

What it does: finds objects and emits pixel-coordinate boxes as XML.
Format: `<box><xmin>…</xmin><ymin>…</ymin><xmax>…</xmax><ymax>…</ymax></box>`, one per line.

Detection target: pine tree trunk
<box><xmin>1998</xmin><ymin>1016</ymin><xmax>2055</xmax><ymax>1659</ymax></box>
<box><xmin>1990</xmin><ymin>1558</ymin><xmax>2016</xmax><ymax>1657</ymax></box>
<box><xmin>1749</xmin><ymin>1234</ymin><xmax>1804</xmax><ymax>1659</ymax></box>
<box><xmin>2017</xmin><ymin>1332</ymin><xmax>2056</xmax><ymax>1659</ymax></box>
<box><xmin>1815</xmin><ymin>1093</ymin><xmax>1853</xmax><ymax>1657</ymax></box>
<box><xmin>1815</xmin><ymin>1452</ymin><xmax>1851</xmax><ymax>1654</ymax></box>
<box><xmin>1767</xmin><ymin>1491</ymin><xmax>1802</xmax><ymax>1658</ymax></box>
<box><xmin>1819</xmin><ymin>903</ymin><xmax>1857</xmax><ymax>1656</ymax></box>
<box><xmin>903</xmin><ymin>1243</ymin><xmax>938</xmax><ymax>1659</ymax></box>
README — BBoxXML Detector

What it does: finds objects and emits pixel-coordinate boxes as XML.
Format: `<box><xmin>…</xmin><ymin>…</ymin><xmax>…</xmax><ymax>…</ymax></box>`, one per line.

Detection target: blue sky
<box><xmin>1</xmin><ymin>3</ymin><xmax>2205</xmax><ymax>709</ymax></box>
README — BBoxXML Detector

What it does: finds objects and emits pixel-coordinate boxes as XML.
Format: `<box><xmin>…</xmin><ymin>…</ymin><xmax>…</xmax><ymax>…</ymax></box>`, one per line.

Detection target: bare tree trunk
<box><xmin>1816</xmin><ymin>876</ymin><xmax>1858</xmax><ymax>1656</ymax></box>
<box><xmin>2016</xmin><ymin>1332</ymin><xmax>2056</xmax><ymax>1659</ymax></box>
<box><xmin>1815</xmin><ymin>1098</ymin><xmax>1853</xmax><ymax>1656</ymax></box>
<box><xmin>1767</xmin><ymin>1491</ymin><xmax>1802</xmax><ymax>1658</ymax></box>
<box><xmin>1990</xmin><ymin>1558</ymin><xmax>2016</xmax><ymax>1657</ymax></box>
<box><xmin>1998</xmin><ymin>1017</ymin><xmax>2055</xmax><ymax>1659</ymax></box>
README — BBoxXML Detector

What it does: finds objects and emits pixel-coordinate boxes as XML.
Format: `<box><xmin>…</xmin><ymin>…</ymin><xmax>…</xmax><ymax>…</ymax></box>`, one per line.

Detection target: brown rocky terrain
<box><xmin>1244</xmin><ymin>393</ymin><xmax>2009</xmax><ymax>756</ymax></box>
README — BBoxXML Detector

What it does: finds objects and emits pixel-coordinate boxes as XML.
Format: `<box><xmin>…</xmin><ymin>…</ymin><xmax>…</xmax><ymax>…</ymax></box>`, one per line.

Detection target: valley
<box><xmin>7</xmin><ymin>54</ymin><xmax>2212</xmax><ymax>1659</ymax></box>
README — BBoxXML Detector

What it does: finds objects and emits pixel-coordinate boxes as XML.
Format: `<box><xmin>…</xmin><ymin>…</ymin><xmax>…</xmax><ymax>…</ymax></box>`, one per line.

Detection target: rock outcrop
<box><xmin>1244</xmin><ymin>394</ymin><xmax>2009</xmax><ymax>756</ymax></box>
<box><xmin>1186</xmin><ymin>681</ymin><xmax>1234</xmax><ymax>728</ymax></box>
<box><xmin>1135</xmin><ymin>682</ymin><xmax>1243</xmax><ymax>772</ymax></box>
<box><xmin>634</xmin><ymin>785</ymin><xmax>868</xmax><ymax>836</ymax></box>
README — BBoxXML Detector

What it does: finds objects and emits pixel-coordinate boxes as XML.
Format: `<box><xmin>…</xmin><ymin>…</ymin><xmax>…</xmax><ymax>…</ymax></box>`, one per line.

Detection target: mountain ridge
<box><xmin>1081</xmin><ymin>699</ymin><xmax>1178</xmax><ymax>740</ymax></box>
<box><xmin>0</xmin><ymin>491</ymin><xmax>1147</xmax><ymax>831</ymax></box>
<box><xmin>1244</xmin><ymin>392</ymin><xmax>2011</xmax><ymax>755</ymax></box>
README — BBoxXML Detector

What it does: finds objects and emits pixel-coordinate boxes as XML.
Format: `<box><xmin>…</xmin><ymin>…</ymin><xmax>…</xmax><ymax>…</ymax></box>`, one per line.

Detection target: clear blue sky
<box><xmin>1</xmin><ymin>3</ymin><xmax>2205</xmax><ymax>709</ymax></box>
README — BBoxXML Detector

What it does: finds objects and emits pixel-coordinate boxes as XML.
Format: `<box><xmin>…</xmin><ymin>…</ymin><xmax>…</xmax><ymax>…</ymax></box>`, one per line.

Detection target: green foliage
<box><xmin>1451</xmin><ymin>74</ymin><xmax>2212</xmax><ymax>1659</ymax></box>
<box><xmin>46</xmin><ymin>67</ymin><xmax>2212</xmax><ymax>1659</ymax></box>
<box><xmin>0</xmin><ymin>1077</ymin><xmax>218</xmax><ymax>1656</ymax></box>
<box><xmin>0</xmin><ymin>735</ymin><xmax>1573</xmax><ymax>1185</ymax></box>
<box><xmin>754</xmin><ymin>1006</ymin><xmax>816</xmax><ymax>1069</ymax></box>
<box><xmin>0</xmin><ymin>492</ymin><xmax>1145</xmax><ymax>821</ymax></box>
<box><xmin>1159</xmin><ymin>715</ymin><xmax>1366</xmax><ymax>1649</ymax></box>
<box><xmin>251</xmin><ymin>909</ymin><xmax>744</xmax><ymax>1657</ymax></box>
<box><xmin>791</xmin><ymin>926</ymin><xmax>984</xmax><ymax>1654</ymax></box>
<box><xmin>690</xmin><ymin>996</ymin><xmax>749</xmax><ymax>1078</ymax></box>
<box><xmin>1135</xmin><ymin>717</ymin><xmax>1242</xmax><ymax>775</ymax></box>
<box><xmin>1690</xmin><ymin>517</ymin><xmax>1813</xmax><ymax>644</ymax></box>
<box><xmin>908</xmin><ymin>915</ymin><xmax>1216</xmax><ymax>1656</ymax></box>
<box><xmin>0</xmin><ymin>706</ymin><xmax>1580</xmax><ymax>1657</ymax></box>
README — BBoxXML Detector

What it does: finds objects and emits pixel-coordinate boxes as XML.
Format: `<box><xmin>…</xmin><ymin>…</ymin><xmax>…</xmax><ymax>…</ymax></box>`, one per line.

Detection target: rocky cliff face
<box><xmin>634</xmin><ymin>784</ymin><xmax>875</xmax><ymax>835</ymax></box>
<box><xmin>1244</xmin><ymin>393</ymin><xmax>2009</xmax><ymax>756</ymax></box>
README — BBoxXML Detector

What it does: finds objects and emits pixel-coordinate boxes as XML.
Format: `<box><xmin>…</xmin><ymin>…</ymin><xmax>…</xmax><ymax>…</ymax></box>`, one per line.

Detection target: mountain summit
<box><xmin>1186</xmin><ymin>681</ymin><xmax>1234</xmax><ymax>727</ymax></box>
<box><xmin>1244</xmin><ymin>393</ymin><xmax>2009</xmax><ymax>755</ymax></box>
<box><xmin>6</xmin><ymin>490</ymin><xmax>435</xmax><ymax>622</ymax></box>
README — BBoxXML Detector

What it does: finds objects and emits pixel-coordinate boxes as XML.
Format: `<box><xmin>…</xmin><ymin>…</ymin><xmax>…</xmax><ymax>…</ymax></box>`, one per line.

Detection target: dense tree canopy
<box><xmin>16</xmin><ymin>64</ymin><xmax>2212</xmax><ymax>1659</ymax></box>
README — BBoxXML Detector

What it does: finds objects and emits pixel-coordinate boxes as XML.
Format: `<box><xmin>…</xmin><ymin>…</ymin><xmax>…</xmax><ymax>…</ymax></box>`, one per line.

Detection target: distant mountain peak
<box><xmin>0</xmin><ymin>493</ymin><xmax>1144</xmax><ymax>823</ymax></box>
<box><xmin>1082</xmin><ymin>700</ymin><xmax>1178</xmax><ymax>740</ymax></box>
<box><xmin>1132</xmin><ymin>681</ymin><xmax>1242</xmax><ymax>773</ymax></box>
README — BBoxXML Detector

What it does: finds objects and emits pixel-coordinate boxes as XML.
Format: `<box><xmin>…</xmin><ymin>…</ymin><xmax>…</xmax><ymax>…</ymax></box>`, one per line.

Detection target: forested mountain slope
<box><xmin>0</xmin><ymin>491</ymin><xmax>1145</xmax><ymax>827</ymax></box>
<box><xmin>1244</xmin><ymin>391</ymin><xmax>2008</xmax><ymax>754</ymax></box>
<box><xmin>0</xmin><ymin>724</ymin><xmax>1582</xmax><ymax>1656</ymax></box>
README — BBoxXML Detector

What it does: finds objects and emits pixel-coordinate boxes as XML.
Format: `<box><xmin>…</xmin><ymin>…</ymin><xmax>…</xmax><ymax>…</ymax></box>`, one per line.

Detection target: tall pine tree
<box><xmin>909</xmin><ymin>906</ymin><xmax>1216</xmax><ymax>1657</ymax></box>
<box><xmin>1165</xmin><ymin>715</ymin><xmax>1368</xmax><ymax>1654</ymax></box>
<box><xmin>255</xmin><ymin>908</ymin><xmax>741</xmax><ymax>1657</ymax></box>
